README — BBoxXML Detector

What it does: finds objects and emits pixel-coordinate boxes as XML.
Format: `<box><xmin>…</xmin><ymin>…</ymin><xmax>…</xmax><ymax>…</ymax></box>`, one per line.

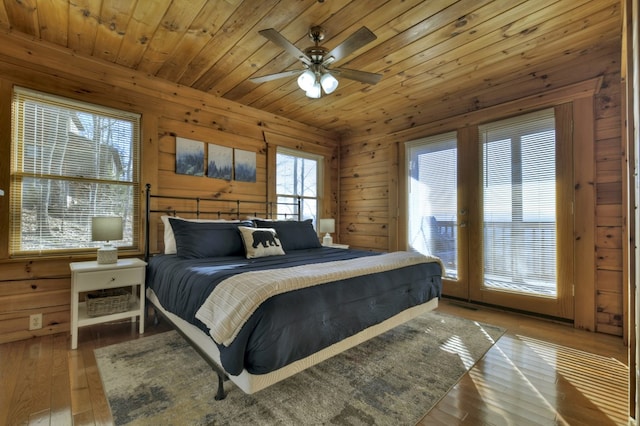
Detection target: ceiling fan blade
<box><xmin>259</xmin><ymin>28</ymin><xmax>311</xmax><ymax>65</ymax></box>
<box><xmin>250</xmin><ymin>69</ymin><xmax>304</xmax><ymax>84</ymax></box>
<box><xmin>331</xmin><ymin>67</ymin><xmax>383</xmax><ymax>85</ymax></box>
<box><xmin>324</xmin><ymin>27</ymin><xmax>377</xmax><ymax>64</ymax></box>
<box><xmin>249</xmin><ymin>70</ymin><xmax>304</xmax><ymax>83</ymax></box>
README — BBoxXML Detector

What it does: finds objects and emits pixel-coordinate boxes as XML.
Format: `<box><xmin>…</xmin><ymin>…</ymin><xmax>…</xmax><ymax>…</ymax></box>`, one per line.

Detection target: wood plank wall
<box><xmin>0</xmin><ymin>31</ymin><xmax>340</xmax><ymax>344</ymax></box>
<box><xmin>340</xmin><ymin>55</ymin><xmax>624</xmax><ymax>335</ymax></box>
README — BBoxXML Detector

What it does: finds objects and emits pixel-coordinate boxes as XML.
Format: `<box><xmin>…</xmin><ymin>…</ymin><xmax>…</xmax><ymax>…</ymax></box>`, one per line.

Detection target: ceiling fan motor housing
<box><xmin>305</xmin><ymin>46</ymin><xmax>329</xmax><ymax>64</ymax></box>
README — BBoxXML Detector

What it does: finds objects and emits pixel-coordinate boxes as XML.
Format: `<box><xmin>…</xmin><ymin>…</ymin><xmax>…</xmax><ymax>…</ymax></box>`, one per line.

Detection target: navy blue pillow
<box><xmin>168</xmin><ymin>218</ymin><xmax>252</xmax><ymax>258</ymax></box>
<box><xmin>253</xmin><ymin>219</ymin><xmax>322</xmax><ymax>251</ymax></box>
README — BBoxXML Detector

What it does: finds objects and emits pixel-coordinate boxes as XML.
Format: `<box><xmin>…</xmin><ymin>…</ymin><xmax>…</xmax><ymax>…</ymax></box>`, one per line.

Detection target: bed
<box><xmin>144</xmin><ymin>186</ymin><xmax>443</xmax><ymax>400</ymax></box>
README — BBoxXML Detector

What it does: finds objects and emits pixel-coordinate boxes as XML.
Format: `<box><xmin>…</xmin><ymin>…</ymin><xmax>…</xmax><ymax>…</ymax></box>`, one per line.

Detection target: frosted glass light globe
<box><xmin>297</xmin><ymin>70</ymin><xmax>315</xmax><ymax>92</ymax></box>
<box><xmin>306</xmin><ymin>81</ymin><xmax>321</xmax><ymax>98</ymax></box>
<box><xmin>320</xmin><ymin>73</ymin><xmax>339</xmax><ymax>94</ymax></box>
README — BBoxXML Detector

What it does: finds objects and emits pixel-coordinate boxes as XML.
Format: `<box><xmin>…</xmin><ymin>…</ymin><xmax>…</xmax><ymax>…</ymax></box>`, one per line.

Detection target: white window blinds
<box><xmin>10</xmin><ymin>87</ymin><xmax>140</xmax><ymax>256</ymax></box>
<box><xmin>479</xmin><ymin>108</ymin><xmax>557</xmax><ymax>296</ymax></box>
<box><xmin>406</xmin><ymin>131</ymin><xmax>458</xmax><ymax>278</ymax></box>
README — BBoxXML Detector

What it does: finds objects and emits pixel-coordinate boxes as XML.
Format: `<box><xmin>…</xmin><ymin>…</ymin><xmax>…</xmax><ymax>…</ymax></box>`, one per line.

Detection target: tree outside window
<box><xmin>10</xmin><ymin>87</ymin><xmax>140</xmax><ymax>255</ymax></box>
<box><xmin>276</xmin><ymin>149</ymin><xmax>321</xmax><ymax>224</ymax></box>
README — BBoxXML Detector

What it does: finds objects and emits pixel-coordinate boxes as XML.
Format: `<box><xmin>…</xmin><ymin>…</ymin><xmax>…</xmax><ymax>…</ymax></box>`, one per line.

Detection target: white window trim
<box><xmin>275</xmin><ymin>146</ymin><xmax>324</xmax><ymax>221</ymax></box>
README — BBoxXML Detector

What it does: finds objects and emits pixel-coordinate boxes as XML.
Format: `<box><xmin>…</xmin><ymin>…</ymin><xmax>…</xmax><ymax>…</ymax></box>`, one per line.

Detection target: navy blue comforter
<box><xmin>146</xmin><ymin>247</ymin><xmax>442</xmax><ymax>375</ymax></box>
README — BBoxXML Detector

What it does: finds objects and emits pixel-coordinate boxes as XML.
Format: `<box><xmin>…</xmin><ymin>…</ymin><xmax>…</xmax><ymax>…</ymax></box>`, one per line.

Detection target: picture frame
<box><xmin>207</xmin><ymin>144</ymin><xmax>233</xmax><ymax>180</ymax></box>
<box><xmin>175</xmin><ymin>137</ymin><xmax>205</xmax><ymax>176</ymax></box>
<box><xmin>234</xmin><ymin>149</ymin><xmax>257</xmax><ymax>183</ymax></box>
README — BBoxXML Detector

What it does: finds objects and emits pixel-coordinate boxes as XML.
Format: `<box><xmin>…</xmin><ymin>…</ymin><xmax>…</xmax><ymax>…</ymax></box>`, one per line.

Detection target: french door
<box><xmin>406</xmin><ymin>108</ymin><xmax>574</xmax><ymax>319</ymax></box>
<box><xmin>406</xmin><ymin>131</ymin><xmax>469</xmax><ymax>299</ymax></box>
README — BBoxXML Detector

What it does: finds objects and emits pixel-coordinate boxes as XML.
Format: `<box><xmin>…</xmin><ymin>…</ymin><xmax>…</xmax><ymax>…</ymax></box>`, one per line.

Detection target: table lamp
<box><xmin>319</xmin><ymin>218</ymin><xmax>335</xmax><ymax>246</ymax></box>
<box><xmin>92</xmin><ymin>216</ymin><xmax>123</xmax><ymax>264</ymax></box>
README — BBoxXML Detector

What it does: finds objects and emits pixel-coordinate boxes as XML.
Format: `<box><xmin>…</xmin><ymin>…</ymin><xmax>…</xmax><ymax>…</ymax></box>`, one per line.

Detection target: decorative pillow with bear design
<box><xmin>238</xmin><ymin>226</ymin><xmax>285</xmax><ymax>259</ymax></box>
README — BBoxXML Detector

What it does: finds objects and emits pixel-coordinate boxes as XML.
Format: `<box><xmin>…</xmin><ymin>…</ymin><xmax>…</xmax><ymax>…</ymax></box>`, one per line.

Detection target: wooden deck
<box><xmin>0</xmin><ymin>299</ymin><xmax>628</xmax><ymax>425</ymax></box>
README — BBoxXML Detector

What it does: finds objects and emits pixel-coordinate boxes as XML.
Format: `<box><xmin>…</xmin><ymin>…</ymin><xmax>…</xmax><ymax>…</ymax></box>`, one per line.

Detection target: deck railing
<box><xmin>428</xmin><ymin>218</ymin><xmax>556</xmax><ymax>292</ymax></box>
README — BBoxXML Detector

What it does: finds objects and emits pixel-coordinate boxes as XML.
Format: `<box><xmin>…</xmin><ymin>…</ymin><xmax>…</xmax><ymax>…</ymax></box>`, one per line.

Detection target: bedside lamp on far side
<box><xmin>92</xmin><ymin>216</ymin><xmax>123</xmax><ymax>264</ymax></box>
<box><xmin>319</xmin><ymin>218</ymin><xmax>335</xmax><ymax>246</ymax></box>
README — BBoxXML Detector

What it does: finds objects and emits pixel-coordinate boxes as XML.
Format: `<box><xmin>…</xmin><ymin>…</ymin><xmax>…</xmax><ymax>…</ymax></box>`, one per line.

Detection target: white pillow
<box><xmin>160</xmin><ymin>215</ymin><xmax>237</xmax><ymax>254</ymax></box>
<box><xmin>238</xmin><ymin>226</ymin><xmax>285</xmax><ymax>259</ymax></box>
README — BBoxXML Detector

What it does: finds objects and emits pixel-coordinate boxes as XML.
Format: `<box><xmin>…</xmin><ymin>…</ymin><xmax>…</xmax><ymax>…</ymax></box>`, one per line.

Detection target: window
<box><xmin>406</xmin><ymin>132</ymin><xmax>458</xmax><ymax>278</ymax></box>
<box><xmin>275</xmin><ymin>148</ymin><xmax>322</xmax><ymax>223</ymax></box>
<box><xmin>480</xmin><ymin>108</ymin><xmax>557</xmax><ymax>296</ymax></box>
<box><xmin>10</xmin><ymin>87</ymin><xmax>140</xmax><ymax>256</ymax></box>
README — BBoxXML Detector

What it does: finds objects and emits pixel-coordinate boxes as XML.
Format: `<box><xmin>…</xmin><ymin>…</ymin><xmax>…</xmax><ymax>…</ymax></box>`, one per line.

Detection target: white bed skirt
<box><xmin>146</xmin><ymin>288</ymin><xmax>438</xmax><ymax>395</ymax></box>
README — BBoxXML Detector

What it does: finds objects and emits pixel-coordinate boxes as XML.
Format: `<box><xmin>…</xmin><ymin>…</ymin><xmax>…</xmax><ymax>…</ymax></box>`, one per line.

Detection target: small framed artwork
<box><xmin>207</xmin><ymin>144</ymin><xmax>233</xmax><ymax>180</ymax></box>
<box><xmin>234</xmin><ymin>149</ymin><xmax>257</xmax><ymax>183</ymax></box>
<box><xmin>176</xmin><ymin>137</ymin><xmax>204</xmax><ymax>176</ymax></box>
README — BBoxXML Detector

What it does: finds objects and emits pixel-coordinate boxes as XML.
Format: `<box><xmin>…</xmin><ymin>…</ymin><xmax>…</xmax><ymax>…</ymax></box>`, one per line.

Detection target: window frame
<box><xmin>478</xmin><ymin>107</ymin><xmax>558</xmax><ymax>297</ymax></box>
<box><xmin>9</xmin><ymin>87</ymin><xmax>141</xmax><ymax>257</ymax></box>
<box><xmin>275</xmin><ymin>147</ymin><xmax>324</xmax><ymax>224</ymax></box>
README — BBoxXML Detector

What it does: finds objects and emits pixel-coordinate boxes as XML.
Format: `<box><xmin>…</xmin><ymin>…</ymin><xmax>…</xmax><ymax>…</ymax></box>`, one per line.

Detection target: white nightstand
<box><xmin>70</xmin><ymin>258</ymin><xmax>146</xmax><ymax>349</ymax></box>
<box><xmin>323</xmin><ymin>243</ymin><xmax>349</xmax><ymax>249</ymax></box>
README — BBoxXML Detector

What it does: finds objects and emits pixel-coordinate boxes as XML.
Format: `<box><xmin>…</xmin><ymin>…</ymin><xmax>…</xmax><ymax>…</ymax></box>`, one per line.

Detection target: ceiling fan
<box><xmin>250</xmin><ymin>26</ymin><xmax>383</xmax><ymax>98</ymax></box>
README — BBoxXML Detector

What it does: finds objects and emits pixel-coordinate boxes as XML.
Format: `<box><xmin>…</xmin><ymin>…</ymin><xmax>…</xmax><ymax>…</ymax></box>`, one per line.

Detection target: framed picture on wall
<box><xmin>234</xmin><ymin>149</ymin><xmax>256</xmax><ymax>183</ymax></box>
<box><xmin>207</xmin><ymin>144</ymin><xmax>233</xmax><ymax>180</ymax></box>
<box><xmin>175</xmin><ymin>137</ymin><xmax>205</xmax><ymax>176</ymax></box>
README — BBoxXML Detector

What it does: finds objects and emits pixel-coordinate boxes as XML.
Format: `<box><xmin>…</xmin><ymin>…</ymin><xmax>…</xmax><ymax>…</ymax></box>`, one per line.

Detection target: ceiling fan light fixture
<box><xmin>306</xmin><ymin>81</ymin><xmax>322</xmax><ymax>98</ymax></box>
<box><xmin>252</xmin><ymin>26</ymin><xmax>381</xmax><ymax>97</ymax></box>
<box><xmin>297</xmin><ymin>69</ymin><xmax>316</xmax><ymax>92</ymax></box>
<box><xmin>320</xmin><ymin>72</ymin><xmax>339</xmax><ymax>94</ymax></box>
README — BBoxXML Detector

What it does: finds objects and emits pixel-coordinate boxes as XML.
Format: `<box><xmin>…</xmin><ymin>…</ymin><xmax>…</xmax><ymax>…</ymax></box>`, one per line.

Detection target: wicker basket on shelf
<box><xmin>86</xmin><ymin>289</ymin><xmax>130</xmax><ymax>317</ymax></box>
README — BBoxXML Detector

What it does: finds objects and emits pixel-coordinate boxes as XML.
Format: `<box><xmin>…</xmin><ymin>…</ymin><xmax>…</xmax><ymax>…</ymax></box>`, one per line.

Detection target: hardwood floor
<box><xmin>0</xmin><ymin>299</ymin><xmax>629</xmax><ymax>425</ymax></box>
<box><xmin>422</xmin><ymin>301</ymin><xmax>628</xmax><ymax>425</ymax></box>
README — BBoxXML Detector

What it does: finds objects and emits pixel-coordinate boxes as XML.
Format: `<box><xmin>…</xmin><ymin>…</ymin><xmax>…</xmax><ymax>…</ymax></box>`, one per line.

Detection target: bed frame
<box><xmin>144</xmin><ymin>184</ymin><xmax>302</xmax><ymax>399</ymax></box>
<box><xmin>144</xmin><ymin>183</ymin><xmax>301</xmax><ymax>261</ymax></box>
<box><xmin>143</xmin><ymin>184</ymin><xmax>439</xmax><ymax>400</ymax></box>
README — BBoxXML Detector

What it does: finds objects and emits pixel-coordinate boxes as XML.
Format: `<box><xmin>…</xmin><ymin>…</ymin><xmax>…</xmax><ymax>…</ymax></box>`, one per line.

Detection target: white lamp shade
<box><xmin>297</xmin><ymin>70</ymin><xmax>316</xmax><ymax>92</ymax></box>
<box><xmin>92</xmin><ymin>216</ymin><xmax>123</xmax><ymax>242</ymax></box>
<box><xmin>319</xmin><ymin>218</ymin><xmax>335</xmax><ymax>234</ymax></box>
<box><xmin>320</xmin><ymin>73</ymin><xmax>339</xmax><ymax>94</ymax></box>
<box><xmin>306</xmin><ymin>81</ymin><xmax>322</xmax><ymax>98</ymax></box>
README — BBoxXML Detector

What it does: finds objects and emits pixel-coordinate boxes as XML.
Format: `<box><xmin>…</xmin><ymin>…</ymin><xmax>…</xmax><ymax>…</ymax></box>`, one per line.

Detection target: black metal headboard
<box><xmin>144</xmin><ymin>183</ymin><xmax>301</xmax><ymax>261</ymax></box>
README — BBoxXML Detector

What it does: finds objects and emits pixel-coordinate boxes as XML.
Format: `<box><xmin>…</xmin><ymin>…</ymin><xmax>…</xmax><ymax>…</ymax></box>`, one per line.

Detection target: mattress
<box><xmin>146</xmin><ymin>247</ymin><xmax>442</xmax><ymax>376</ymax></box>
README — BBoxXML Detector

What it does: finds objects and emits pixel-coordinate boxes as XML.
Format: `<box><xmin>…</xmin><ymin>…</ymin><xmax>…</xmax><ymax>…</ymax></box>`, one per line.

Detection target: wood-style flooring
<box><xmin>421</xmin><ymin>301</ymin><xmax>628</xmax><ymax>425</ymax></box>
<box><xmin>0</xmin><ymin>299</ymin><xmax>629</xmax><ymax>425</ymax></box>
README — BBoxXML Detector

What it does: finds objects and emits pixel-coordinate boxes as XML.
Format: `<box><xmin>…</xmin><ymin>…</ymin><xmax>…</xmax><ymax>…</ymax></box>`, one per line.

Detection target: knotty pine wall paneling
<box><xmin>594</xmin><ymin>72</ymin><xmax>624</xmax><ymax>336</ymax></box>
<box><xmin>0</xmin><ymin>31</ymin><xmax>340</xmax><ymax>344</ymax></box>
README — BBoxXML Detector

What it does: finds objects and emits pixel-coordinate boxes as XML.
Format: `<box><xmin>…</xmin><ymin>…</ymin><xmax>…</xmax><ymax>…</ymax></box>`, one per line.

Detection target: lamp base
<box><xmin>97</xmin><ymin>245</ymin><xmax>118</xmax><ymax>264</ymax></box>
<box><xmin>322</xmin><ymin>233</ymin><xmax>333</xmax><ymax>246</ymax></box>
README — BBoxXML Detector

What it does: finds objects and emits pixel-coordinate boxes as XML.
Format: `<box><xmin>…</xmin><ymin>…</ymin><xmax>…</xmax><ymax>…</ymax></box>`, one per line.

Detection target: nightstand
<box><xmin>70</xmin><ymin>258</ymin><xmax>146</xmax><ymax>349</ymax></box>
<box><xmin>323</xmin><ymin>243</ymin><xmax>349</xmax><ymax>249</ymax></box>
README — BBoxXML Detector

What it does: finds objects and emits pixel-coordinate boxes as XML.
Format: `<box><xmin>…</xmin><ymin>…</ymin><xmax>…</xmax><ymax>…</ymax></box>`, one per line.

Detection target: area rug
<box><xmin>95</xmin><ymin>310</ymin><xmax>504</xmax><ymax>425</ymax></box>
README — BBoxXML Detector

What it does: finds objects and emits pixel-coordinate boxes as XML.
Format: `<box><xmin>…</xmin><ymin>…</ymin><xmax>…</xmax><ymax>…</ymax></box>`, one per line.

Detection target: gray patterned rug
<box><xmin>95</xmin><ymin>310</ymin><xmax>504</xmax><ymax>425</ymax></box>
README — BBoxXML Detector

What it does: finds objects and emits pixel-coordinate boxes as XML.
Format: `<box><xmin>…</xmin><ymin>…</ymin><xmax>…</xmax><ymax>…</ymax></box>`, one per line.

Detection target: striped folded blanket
<box><xmin>196</xmin><ymin>251</ymin><xmax>443</xmax><ymax>346</ymax></box>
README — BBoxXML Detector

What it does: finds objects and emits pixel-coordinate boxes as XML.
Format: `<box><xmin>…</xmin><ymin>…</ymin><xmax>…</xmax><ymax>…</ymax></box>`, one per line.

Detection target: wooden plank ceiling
<box><xmin>0</xmin><ymin>0</ymin><xmax>621</xmax><ymax>137</ymax></box>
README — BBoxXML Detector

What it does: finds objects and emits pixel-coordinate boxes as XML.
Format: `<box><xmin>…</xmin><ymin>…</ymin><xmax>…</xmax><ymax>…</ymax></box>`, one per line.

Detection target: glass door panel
<box><xmin>481</xmin><ymin>110</ymin><xmax>557</xmax><ymax>297</ymax></box>
<box><xmin>406</xmin><ymin>132</ymin><xmax>466</xmax><ymax>298</ymax></box>
<box><xmin>471</xmin><ymin>107</ymin><xmax>573</xmax><ymax>319</ymax></box>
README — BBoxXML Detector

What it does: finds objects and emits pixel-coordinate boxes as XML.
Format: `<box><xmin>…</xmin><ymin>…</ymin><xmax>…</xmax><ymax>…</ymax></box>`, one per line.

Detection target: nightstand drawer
<box><xmin>74</xmin><ymin>268</ymin><xmax>143</xmax><ymax>292</ymax></box>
